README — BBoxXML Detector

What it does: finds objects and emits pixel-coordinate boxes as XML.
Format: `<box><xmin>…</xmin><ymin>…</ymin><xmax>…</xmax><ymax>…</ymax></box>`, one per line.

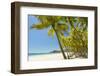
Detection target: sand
<box><xmin>28</xmin><ymin>53</ymin><xmax>66</xmax><ymax>61</ymax></box>
<box><xmin>28</xmin><ymin>52</ymin><xmax>86</xmax><ymax>61</ymax></box>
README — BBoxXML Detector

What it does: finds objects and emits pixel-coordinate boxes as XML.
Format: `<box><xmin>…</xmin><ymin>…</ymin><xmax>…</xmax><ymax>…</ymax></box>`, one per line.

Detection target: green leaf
<box><xmin>31</xmin><ymin>23</ymin><xmax>47</xmax><ymax>29</ymax></box>
<box><xmin>48</xmin><ymin>28</ymin><xmax>55</xmax><ymax>37</ymax></box>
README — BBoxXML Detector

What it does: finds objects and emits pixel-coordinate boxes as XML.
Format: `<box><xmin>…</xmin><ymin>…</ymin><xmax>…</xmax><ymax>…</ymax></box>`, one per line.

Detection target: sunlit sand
<box><xmin>29</xmin><ymin>52</ymin><xmax>86</xmax><ymax>61</ymax></box>
<box><xmin>29</xmin><ymin>53</ymin><xmax>66</xmax><ymax>61</ymax></box>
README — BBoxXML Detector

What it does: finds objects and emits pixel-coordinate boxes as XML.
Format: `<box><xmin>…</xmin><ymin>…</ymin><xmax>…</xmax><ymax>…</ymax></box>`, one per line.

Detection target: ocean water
<box><xmin>28</xmin><ymin>53</ymin><xmax>51</xmax><ymax>56</ymax></box>
<box><xmin>28</xmin><ymin>52</ymin><xmax>61</xmax><ymax>56</ymax></box>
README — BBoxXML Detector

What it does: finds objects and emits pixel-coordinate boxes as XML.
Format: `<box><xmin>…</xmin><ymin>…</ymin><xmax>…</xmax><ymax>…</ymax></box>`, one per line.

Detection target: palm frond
<box><xmin>48</xmin><ymin>28</ymin><xmax>55</xmax><ymax>37</ymax></box>
<box><xmin>31</xmin><ymin>23</ymin><xmax>50</xmax><ymax>29</ymax></box>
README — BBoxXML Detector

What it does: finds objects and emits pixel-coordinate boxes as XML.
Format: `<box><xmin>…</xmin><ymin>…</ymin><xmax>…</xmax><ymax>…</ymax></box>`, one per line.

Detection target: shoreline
<box><xmin>28</xmin><ymin>52</ymin><xmax>86</xmax><ymax>61</ymax></box>
<box><xmin>29</xmin><ymin>53</ymin><xmax>65</xmax><ymax>61</ymax></box>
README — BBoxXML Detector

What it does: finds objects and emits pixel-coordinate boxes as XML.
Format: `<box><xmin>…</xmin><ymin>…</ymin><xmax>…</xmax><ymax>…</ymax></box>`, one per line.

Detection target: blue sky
<box><xmin>28</xmin><ymin>15</ymin><xmax>59</xmax><ymax>53</ymax></box>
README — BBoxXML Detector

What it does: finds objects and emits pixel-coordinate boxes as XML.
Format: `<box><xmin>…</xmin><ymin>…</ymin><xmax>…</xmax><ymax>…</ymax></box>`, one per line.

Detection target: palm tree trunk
<box><xmin>52</xmin><ymin>25</ymin><xmax>67</xmax><ymax>59</ymax></box>
<box><xmin>65</xmin><ymin>47</ymin><xmax>70</xmax><ymax>59</ymax></box>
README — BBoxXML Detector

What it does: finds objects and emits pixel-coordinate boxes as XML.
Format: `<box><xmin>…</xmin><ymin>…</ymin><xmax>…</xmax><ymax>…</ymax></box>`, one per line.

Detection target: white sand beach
<box><xmin>28</xmin><ymin>52</ymin><xmax>82</xmax><ymax>61</ymax></box>
<box><xmin>29</xmin><ymin>53</ymin><xmax>66</xmax><ymax>61</ymax></box>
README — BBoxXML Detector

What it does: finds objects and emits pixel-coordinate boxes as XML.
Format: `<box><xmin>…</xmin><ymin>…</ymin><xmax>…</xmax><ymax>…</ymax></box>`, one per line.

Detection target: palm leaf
<box><xmin>31</xmin><ymin>22</ymin><xmax>50</xmax><ymax>30</ymax></box>
<box><xmin>48</xmin><ymin>28</ymin><xmax>55</xmax><ymax>37</ymax></box>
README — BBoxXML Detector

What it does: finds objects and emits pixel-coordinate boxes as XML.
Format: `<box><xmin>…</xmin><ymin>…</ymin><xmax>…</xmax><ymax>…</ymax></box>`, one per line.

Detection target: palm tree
<box><xmin>60</xmin><ymin>17</ymin><xmax>88</xmax><ymax>58</ymax></box>
<box><xmin>31</xmin><ymin>15</ymin><xmax>68</xmax><ymax>59</ymax></box>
